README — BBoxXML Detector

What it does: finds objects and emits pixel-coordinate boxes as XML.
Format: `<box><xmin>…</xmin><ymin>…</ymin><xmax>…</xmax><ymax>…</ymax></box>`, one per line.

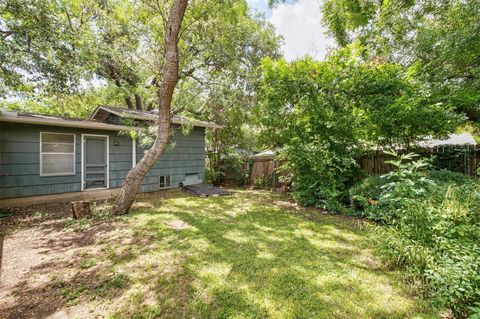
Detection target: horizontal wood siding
<box><xmin>0</xmin><ymin>122</ymin><xmax>206</xmax><ymax>199</ymax></box>
<box><xmin>136</xmin><ymin>127</ymin><xmax>205</xmax><ymax>192</ymax></box>
<box><xmin>108</xmin><ymin>134</ymin><xmax>133</xmax><ymax>189</ymax></box>
<box><xmin>1</xmin><ymin>122</ymin><xmax>82</xmax><ymax>198</ymax></box>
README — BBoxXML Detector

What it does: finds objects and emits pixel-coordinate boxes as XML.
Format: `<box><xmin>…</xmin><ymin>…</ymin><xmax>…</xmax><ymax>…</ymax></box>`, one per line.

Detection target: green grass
<box><xmin>79</xmin><ymin>258</ymin><xmax>98</xmax><ymax>269</ymax></box>
<box><xmin>96</xmin><ymin>189</ymin><xmax>434</xmax><ymax>319</ymax></box>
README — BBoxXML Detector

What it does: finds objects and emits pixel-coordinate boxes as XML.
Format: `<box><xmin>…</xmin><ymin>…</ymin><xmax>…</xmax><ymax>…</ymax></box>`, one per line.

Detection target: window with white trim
<box><xmin>40</xmin><ymin>132</ymin><xmax>75</xmax><ymax>176</ymax></box>
<box><xmin>159</xmin><ymin>175</ymin><xmax>171</xmax><ymax>188</ymax></box>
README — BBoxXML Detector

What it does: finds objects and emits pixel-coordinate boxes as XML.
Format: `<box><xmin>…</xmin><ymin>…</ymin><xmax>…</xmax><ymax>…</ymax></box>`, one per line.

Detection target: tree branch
<box><xmin>1</xmin><ymin>30</ymin><xmax>14</xmax><ymax>39</ymax></box>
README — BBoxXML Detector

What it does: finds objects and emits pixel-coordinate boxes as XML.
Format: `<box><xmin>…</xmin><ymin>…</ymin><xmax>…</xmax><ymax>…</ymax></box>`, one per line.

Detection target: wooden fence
<box><xmin>250</xmin><ymin>157</ymin><xmax>280</xmax><ymax>183</ymax></box>
<box><xmin>250</xmin><ymin>145</ymin><xmax>477</xmax><ymax>185</ymax></box>
<box><xmin>359</xmin><ymin>145</ymin><xmax>477</xmax><ymax>176</ymax></box>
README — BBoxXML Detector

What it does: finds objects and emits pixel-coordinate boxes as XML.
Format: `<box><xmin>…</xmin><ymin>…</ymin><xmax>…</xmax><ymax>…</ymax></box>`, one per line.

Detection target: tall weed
<box><xmin>350</xmin><ymin>153</ymin><xmax>480</xmax><ymax>318</ymax></box>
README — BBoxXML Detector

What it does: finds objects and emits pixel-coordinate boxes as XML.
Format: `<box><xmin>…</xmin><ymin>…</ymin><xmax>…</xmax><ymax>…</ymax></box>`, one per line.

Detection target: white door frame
<box><xmin>81</xmin><ymin>134</ymin><xmax>110</xmax><ymax>191</ymax></box>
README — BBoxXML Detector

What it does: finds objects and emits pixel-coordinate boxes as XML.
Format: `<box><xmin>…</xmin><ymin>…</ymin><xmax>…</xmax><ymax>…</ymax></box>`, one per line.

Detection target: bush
<box><xmin>207</xmin><ymin>149</ymin><xmax>252</xmax><ymax>186</ymax></box>
<box><xmin>348</xmin><ymin>176</ymin><xmax>386</xmax><ymax>210</ymax></box>
<box><xmin>427</xmin><ymin>169</ymin><xmax>475</xmax><ymax>185</ymax></box>
<box><xmin>205</xmin><ymin>168</ymin><xmax>222</xmax><ymax>186</ymax></box>
<box><xmin>350</xmin><ymin>153</ymin><xmax>480</xmax><ymax>317</ymax></box>
<box><xmin>285</xmin><ymin>143</ymin><xmax>362</xmax><ymax>208</ymax></box>
<box><xmin>253</xmin><ymin>176</ymin><xmax>271</xmax><ymax>189</ymax></box>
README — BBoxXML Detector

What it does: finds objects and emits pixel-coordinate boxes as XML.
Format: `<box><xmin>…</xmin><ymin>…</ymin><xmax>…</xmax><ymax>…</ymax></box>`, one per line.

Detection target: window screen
<box><xmin>159</xmin><ymin>175</ymin><xmax>171</xmax><ymax>188</ymax></box>
<box><xmin>40</xmin><ymin>132</ymin><xmax>75</xmax><ymax>176</ymax></box>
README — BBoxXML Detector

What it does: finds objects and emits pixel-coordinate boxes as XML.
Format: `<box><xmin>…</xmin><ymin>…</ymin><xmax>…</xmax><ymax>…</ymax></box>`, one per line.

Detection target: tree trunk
<box><xmin>125</xmin><ymin>96</ymin><xmax>134</xmax><ymax>110</ymax></box>
<box><xmin>114</xmin><ymin>79</ymin><xmax>135</xmax><ymax>110</ymax></box>
<box><xmin>113</xmin><ymin>0</ymin><xmax>189</xmax><ymax>215</ymax></box>
<box><xmin>134</xmin><ymin>94</ymin><xmax>143</xmax><ymax>110</ymax></box>
<box><xmin>71</xmin><ymin>201</ymin><xmax>91</xmax><ymax>219</ymax></box>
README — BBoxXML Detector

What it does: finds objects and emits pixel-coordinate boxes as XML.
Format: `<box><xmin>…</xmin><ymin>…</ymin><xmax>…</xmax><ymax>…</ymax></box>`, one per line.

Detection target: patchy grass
<box><xmin>0</xmin><ymin>189</ymin><xmax>435</xmax><ymax>318</ymax></box>
<box><xmin>79</xmin><ymin>258</ymin><xmax>98</xmax><ymax>269</ymax></box>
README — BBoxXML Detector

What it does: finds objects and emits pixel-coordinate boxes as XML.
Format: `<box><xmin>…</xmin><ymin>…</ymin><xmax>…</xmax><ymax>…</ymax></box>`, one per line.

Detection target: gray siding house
<box><xmin>0</xmin><ymin>106</ymin><xmax>220</xmax><ymax>205</ymax></box>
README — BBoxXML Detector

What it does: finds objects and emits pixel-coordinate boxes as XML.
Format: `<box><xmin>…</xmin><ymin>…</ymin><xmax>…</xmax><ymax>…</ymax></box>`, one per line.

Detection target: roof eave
<box><xmin>172</xmin><ymin>118</ymin><xmax>223</xmax><ymax>129</ymax></box>
<box><xmin>0</xmin><ymin>113</ymin><xmax>143</xmax><ymax>131</ymax></box>
<box><xmin>95</xmin><ymin>106</ymin><xmax>222</xmax><ymax>129</ymax></box>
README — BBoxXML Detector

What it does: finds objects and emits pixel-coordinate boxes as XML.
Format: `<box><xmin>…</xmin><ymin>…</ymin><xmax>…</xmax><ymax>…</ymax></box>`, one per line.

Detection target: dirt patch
<box><xmin>166</xmin><ymin>220</ymin><xmax>189</xmax><ymax>230</ymax></box>
<box><xmin>0</xmin><ymin>203</ymin><xmax>120</xmax><ymax>319</ymax></box>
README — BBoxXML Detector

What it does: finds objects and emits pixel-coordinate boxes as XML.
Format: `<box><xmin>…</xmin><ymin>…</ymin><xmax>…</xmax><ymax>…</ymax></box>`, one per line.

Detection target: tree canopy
<box><xmin>1</xmin><ymin>0</ymin><xmax>280</xmax><ymax>113</ymax></box>
<box><xmin>256</xmin><ymin>46</ymin><xmax>461</xmax><ymax>205</ymax></box>
<box><xmin>321</xmin><ymin>0</ymin><xmax>480</xmax><ymax>120</ymax></box>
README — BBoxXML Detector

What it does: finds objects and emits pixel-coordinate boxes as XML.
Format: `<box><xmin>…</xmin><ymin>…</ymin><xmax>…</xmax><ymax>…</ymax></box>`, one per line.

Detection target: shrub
<box><xmin>205</xmin><ymin>168</ymin><xmax>222</xmax><ymax>186</ymax></box>
<box><xmin>285</xmin><ymin>144</ymin><xmax>362</xmax><ymax>208</ymax></box>
<box><xmin>427</xmin><ymin>169</ymin><xmax>475</xmax><ymax>185</ymax></box>
<box><xmin>348</xmin><ymin>175</ymin><xmax>386</xmax><ymax>210</ymax></box>
<box><xmin>208</xmin><ymin>150</ymin><xmax>252</xmax><ymax>186</ymax></box>
<box><xmin>233</xmin><ymin>172</ymin><xmax>250</xmax><ymax>186</ymax></box>
<box><xmin>253</xmin><ymin>176</ymin><xmax>269</xmax><ymax>188</ymax></box>
<box><xmin>350</xmin><ymin>153</ymin><xmax>480</xmax><ymax>317</ymax></box>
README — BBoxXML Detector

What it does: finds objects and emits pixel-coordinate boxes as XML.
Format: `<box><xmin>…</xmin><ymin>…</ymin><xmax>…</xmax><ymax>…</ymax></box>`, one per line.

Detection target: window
<box><xmin>40</xmin><ymin>132</ymin><xmax>75</xmax><ymax>176</ymax></box>
<box><xmin>159</xmin><ymin>175</ymin><xmax>171</xmax><ymax>188</ymax></box>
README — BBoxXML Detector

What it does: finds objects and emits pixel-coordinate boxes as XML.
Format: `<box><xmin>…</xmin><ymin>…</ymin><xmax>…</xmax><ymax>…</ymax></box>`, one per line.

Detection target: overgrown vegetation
<box><xmin>349</xmin><ymin>153</ymin><xmax>480</xmax><ymax>318</ymax></box>
<box><xmin>206</xmin><ymin>149</ymin><xmax>252</xmax><ymax>186</ymax></box>
<box><xmin>256</xmin><ymin>47</ymin><xmax>461</xmax><ymax>207</ymax></box>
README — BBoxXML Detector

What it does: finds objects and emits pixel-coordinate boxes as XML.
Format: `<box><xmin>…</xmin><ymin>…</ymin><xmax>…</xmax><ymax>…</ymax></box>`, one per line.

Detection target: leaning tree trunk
<box><xmin>113</xmin><ymin>0</ymin><xmax>189</xmax><ymax>215</ymax></box>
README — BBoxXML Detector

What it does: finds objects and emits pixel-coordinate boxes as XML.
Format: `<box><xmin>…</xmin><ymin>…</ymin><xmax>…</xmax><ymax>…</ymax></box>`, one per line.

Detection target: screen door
<box><xmin>83</xmin><ymin>136</ymin><xmax>108</xmax><ymax>189</ymax></box>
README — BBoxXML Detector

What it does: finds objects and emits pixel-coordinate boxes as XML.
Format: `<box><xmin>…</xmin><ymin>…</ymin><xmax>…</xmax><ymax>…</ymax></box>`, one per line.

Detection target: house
<box><xmin>0</xmin><ymin>106</ymin><xmax>220</xmax><ymax>207</ymax></box>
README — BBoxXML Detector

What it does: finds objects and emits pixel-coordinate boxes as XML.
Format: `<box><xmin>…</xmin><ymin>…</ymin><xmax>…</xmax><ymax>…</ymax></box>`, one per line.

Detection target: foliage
<box><xmin>205</xmin><ymin>167</ymin><xmax>222</xmax><ymax>186</ymax></box>
<box><xmin>428</xmin><ymin>170</ymin><xmax>477</xmax><ymax>186</ymax></box>
<box><xmin>349</xmin><ymin>175</ymin><xmax>386</xmax><ymax>210</ymax></box>
<box><xmin>253</xmin><ymin>176</ymin><xmax>268</xmax><ymax>188</ymax></box>
<box><xmin>206</xmin><ymin>148</ymin><xmax>251</xmax><ymax>187</ymax></box>
<box><xmin>429</xmin><ymin>145</ymin><xmax>475</xmax><ymax>175</ymax></box>
<box><xmin>256</xmin><ymin>49</ymin><xmax>460</xmax><ymax>207</ymax></box>
<box><xmin>321</xmin><ymin>0</ymin><xmax>480</xmax><ymax>121</ymax></box>
<box><xmin>201</xmin><ymin>10</ymin><xmax>280</xmax><ymax>181</ymax></box>
<box><xmin>378</xmin><ymin>152</ymin><xmax>434</xmax><ymax>215</ymax></box>
<box><xmin>0</xmin><ymin>87</ymin><xmax>123</xmax><ymax>118</ymax></box>
<box><xmin>207</xmin><ymin>148</ymin><xmax>251</xmax><ymax>186</ymax></box>
<box><xmin>349</xmin><ymin>154</ymin><xmax>480</xmax><ymax>317</ymax></box>
<box><xmin>469</xmin><ymin>303</ymin><xmax>480</xmax><ymax>319</ymax></box>
<box><xmin>1</xmin><ymin>0</ymin><xmax>280</xmax><ymax>115</ymax></box>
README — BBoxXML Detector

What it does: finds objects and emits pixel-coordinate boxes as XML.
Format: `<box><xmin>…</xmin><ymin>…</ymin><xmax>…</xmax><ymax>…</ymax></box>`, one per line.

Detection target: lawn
<box><xmin>0</xmin><ymin>189</ymin><xmax>434</xmax><ymax>319</ymax></box>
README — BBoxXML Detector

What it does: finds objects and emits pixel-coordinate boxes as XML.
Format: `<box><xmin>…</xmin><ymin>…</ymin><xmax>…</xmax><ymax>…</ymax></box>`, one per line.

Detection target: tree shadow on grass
<box><xmin>117</xmin><ymin>190</ymin><xmax>432</xmax><ymax>318</ymax></box>
<box><xmin>0</xmin><ymin>190</ymin><xmax>432</xmax><ymax>318</ymax></box>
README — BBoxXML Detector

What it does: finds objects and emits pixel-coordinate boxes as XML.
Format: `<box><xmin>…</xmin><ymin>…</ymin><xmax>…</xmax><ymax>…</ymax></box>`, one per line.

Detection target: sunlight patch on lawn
<box><xmin>223</xmin><ymin>204</ymin><xmax>255</xmax><ymax>217</ymax></box>
<box><xmin>197</xmin><ymin>262</ymin><xmax>232</xmax><ymax>287</ymax></box>
<box><xmin>50</xmin><ymin>189</ymin><xmax>436</xmax><ymax>318</ymax></box>
<box><xmin>166</xmin><ymin>219</ymin><xmax>190</xmax><ymax>230</ymax></box>
<box><xmin>223</xmin><ymin>229</ymin><xmax>251</xmax><ymax>244</ymax></box>
<box><xmin>256</xmin><ymin>242</ymin><xmax>276</xmax><ymax>260</ymax></box>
